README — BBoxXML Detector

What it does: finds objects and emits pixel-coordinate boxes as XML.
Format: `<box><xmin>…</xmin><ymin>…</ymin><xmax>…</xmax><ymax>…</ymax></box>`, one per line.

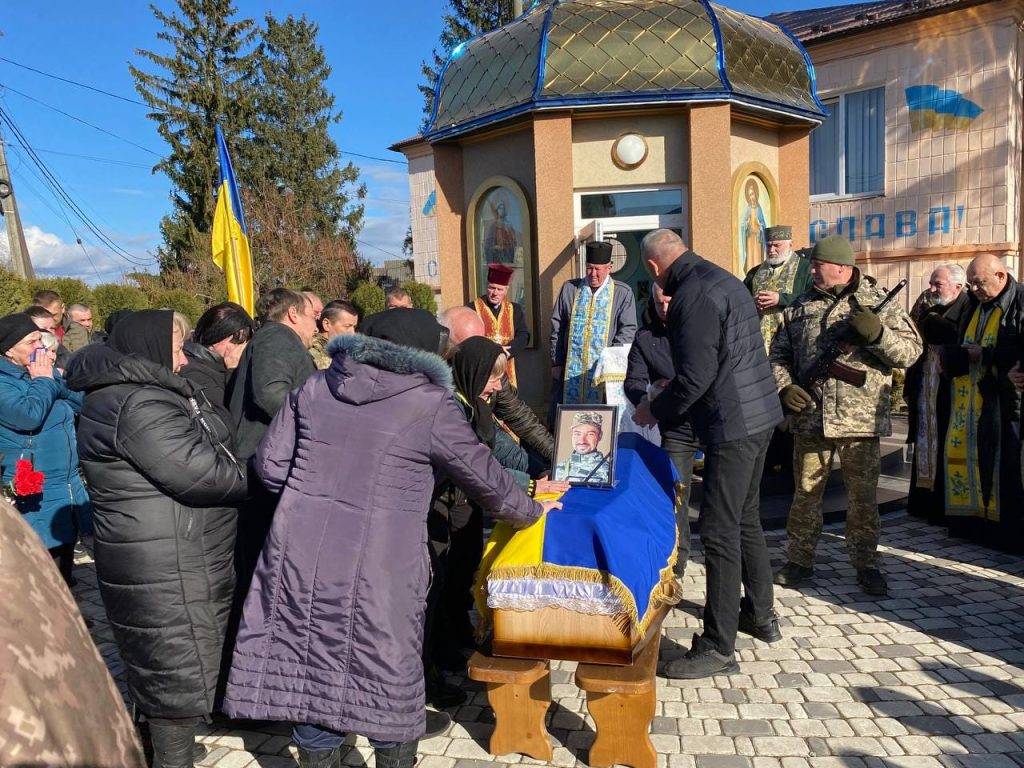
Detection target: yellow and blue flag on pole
<box><xmin>211</xmin><ymin>125</ymin><xmax>255</xmax><ymax>315</ymax></box>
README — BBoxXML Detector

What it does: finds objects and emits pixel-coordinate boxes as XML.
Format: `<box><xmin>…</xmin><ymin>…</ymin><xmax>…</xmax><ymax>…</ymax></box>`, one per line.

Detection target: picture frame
<box><xmin>551</xmin><ymin>405</ymin><xmax>619</xmax><ymax>488</ymax></box>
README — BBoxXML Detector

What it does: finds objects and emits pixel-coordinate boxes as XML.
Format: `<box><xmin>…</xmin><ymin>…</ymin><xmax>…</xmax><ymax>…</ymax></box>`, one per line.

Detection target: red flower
<box><xmin>11</xmin><ymin>458</ymin><xmax>44</xmax><ymax>497</ymax></box>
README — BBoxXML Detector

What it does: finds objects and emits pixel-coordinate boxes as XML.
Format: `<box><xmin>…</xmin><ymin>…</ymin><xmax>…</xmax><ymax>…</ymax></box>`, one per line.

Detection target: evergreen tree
<box><xmin>252</xmin><ymin>14</ymin><xmax>365</xmax><ymax>245</ymax></box>
<box><xmin>419</xmin><ymin>0</ymin><xmax>516</xmax><ymax>126</ymax></box>
<box><xmin>130</xmin><ymin>0</ymin><xmax>259</xmax><ymax>271</ymax></box>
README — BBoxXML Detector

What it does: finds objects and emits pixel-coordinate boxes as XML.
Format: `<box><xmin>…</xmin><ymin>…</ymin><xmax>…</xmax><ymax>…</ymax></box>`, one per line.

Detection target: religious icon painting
<box><xmin>731</xmin><ymin>164</ymin><xmax>780</xmax><ymax>278</ymax></box>
<box><xmin>466</xmin><ymin>176</ymin><xmax>536</xmax><ymax>347</ymax></box>
<box><xmin>551</xmin><ymin>405</ymin><xmax>619</xmax><ymax>488</ymax></box>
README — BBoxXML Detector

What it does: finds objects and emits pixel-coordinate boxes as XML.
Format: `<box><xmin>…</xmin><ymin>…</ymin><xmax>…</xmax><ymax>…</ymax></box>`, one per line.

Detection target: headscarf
<box><xmin>193</xmin><ymin>302</ymin><xmax>255</xmax><ymax>347</ymax></box>
<box><xmin>450</xmin><ymin>336</ymin><xmax>504</xmax><ymax>447</ymax></box>
<box><xmin>0</xmin><ymin>313</ymin><xmax>41</xmax><ymax>356</ymax></box>
<box><xmin>109</xmin><ymin>309</ymin><xmax>174</xmax><ymax>370</ymax></box>
<box><xmin>103</xmin><ymin>308</ymin><xmax>134</xmax><ymax>337</ymax></box>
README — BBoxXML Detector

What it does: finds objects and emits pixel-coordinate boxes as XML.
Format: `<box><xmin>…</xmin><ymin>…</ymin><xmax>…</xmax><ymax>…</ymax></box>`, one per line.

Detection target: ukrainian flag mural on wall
<box><xmin>212</xmin><ymin>125</ymin><xmax>255</xmax><ymax>315</ymax></box>
<box><xmin>906</xmin><ymin>85</ymin><xmax>983</xmax><ymax>133</ymax></box>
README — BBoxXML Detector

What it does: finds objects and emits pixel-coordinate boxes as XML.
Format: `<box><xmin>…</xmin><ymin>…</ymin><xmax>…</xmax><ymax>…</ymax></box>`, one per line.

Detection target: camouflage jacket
<box><xmin>0</xmin><ymin>498</ymin><xmax>145</xmax><ymax>767</ymax></box>
<box><xmin>309</xmin><ymin>334</ymin><xmax>331</xmax><ymax>370</ymax></box>
<box><xmin>770</xmin><ymin>271</ymin><xmax>922</xmax><ymax>438</ymax></box>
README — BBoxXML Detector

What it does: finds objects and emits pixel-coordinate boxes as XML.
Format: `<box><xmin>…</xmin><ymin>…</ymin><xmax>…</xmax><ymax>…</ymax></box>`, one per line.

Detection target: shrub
<box><xmin>28</xmin><ymin>277</ymin><xmax>92</xmax><ymax>309</ymax></box>
<box><xmin>402</xmin><ymin>281</ymin><xmax>438</xmax><ymax>315</ymax></box>
<box><xmin>148</xmin><ymin>288</ymin><xmax>203</xmax><ymax>324</ymax></box>
<box><xmin>349</xmin><ymin>281</ymin><xmax>385</xmax><ymax>319</ymax></box>
<box><xmin>0</xmin><ymin>269</ymin><xmax>30</xmax><ymax>316</ymax></box>
<box><xmin>91</xmin><ymin>284</ymin><xmax>150</xmax><ymax>328</ymax></box>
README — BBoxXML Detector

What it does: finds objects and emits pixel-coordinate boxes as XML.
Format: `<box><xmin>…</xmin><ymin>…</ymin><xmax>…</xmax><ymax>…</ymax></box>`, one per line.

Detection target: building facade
<box><xmin>771</xmin><ymin>0</ymin><xmax>1024</xmax><ymax>301</ymax></box>
<box><xmin>394</xmin><ymin>0</ymin><xmax>824</xmax><ymax>406</ymax></box>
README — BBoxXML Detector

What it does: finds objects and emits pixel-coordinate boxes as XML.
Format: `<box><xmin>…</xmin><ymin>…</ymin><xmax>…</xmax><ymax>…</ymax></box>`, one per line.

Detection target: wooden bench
<box><xmin>574</xmin><ymin>631</ymin><xmax>661</xmax><ymax>768</ymax></box>
<box><xmin>467</xmin><ymin>652</ymin><xmax>553</xmax><ymax>760</ymax></box>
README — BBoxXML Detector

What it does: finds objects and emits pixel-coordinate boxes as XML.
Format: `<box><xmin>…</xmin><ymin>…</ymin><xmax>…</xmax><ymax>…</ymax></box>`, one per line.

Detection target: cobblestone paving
<box><xmin>73</xmin><ymin>513</ymin><xmax>1024</xmax><ymax>768</ymax></box>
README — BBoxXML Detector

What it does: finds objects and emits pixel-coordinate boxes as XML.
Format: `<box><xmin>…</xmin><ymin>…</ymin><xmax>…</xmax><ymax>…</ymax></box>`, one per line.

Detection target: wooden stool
<box><xmin>575</xmin><ymin>634</ymin><xmax>660</xmax><ymax>768</ymax></box>
<box><xmin>467</xmin><ymin>652</ymin><xmax>553</xmax><ymax>760</ymax></box>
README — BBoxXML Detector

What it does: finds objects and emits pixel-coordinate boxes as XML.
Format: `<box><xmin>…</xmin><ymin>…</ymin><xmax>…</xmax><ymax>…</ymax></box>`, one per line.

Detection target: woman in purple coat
<box><xmin>223</xmin><ymin>309</ymin><xmax>559</xmax><ymax>768</ymax></box>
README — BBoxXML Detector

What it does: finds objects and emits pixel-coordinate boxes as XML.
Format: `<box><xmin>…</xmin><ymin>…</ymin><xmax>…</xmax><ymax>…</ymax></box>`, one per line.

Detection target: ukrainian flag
<box><xmin>905</xmin><ymin>85</ymin><xmax>983</xmax><ymax>133</ymax></box>
<box><xmin>212</xmin><ymin>125</ymin><xmax>255</xmax><ymax>315</ymax></box>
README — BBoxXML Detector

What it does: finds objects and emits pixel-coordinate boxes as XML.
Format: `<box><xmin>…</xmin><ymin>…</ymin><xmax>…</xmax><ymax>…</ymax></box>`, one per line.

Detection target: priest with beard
<box><xmin>904</xmin><ymin>264</ymin><xmax>970</xmax><ymax>523</ymax></box>
<box><xmin>469</xmin><ymin>263</ymin><xmax>529</xmax><ymax>388</ymax></box>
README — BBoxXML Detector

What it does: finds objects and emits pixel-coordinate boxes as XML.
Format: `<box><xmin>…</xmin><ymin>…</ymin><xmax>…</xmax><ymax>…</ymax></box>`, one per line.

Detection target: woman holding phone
<box><xmin>0</xmin><ymin>312</ymin><xmax>91</xmax><ymax>585</ymax></box>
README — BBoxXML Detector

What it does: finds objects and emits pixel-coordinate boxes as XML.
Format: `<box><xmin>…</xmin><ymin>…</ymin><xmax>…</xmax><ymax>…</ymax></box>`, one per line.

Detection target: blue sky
<box><xmin>0</xmin><ymin>0</ymin><xmax>847</xmax><ymax>283</ymax></box>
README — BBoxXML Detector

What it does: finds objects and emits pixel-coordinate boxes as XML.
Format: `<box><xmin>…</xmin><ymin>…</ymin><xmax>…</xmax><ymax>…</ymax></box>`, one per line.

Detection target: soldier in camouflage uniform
<box><xmin>770</xmin><ymin>235</ymin><xmax>922</xmax><ymax>596</ymax></box>
<box><xmin>555</xmin><ymin>411</ymin><xmax>611</xmax><ymax>483</ymax></box>
<box><xmin>0</xmin><ymin>497</ymin><xmax>145</xmax><ymax>767</ymax></box>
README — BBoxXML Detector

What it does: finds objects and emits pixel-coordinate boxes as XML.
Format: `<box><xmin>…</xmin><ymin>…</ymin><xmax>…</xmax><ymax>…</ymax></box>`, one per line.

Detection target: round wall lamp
<box><xmin>0</xmin><ymin>179</ymin><xmax>11</xmax><ymax>199</ymax></box>
<box><xmin>611</xmin><ymin>133</ymin><xmax>648</xmax><ymax>170</ymax></box>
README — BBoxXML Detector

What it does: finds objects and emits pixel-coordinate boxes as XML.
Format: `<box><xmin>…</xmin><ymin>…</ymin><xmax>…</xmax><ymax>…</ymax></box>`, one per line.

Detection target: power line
<box><xmin>0</xmin><ymin>107</ymin><xmax>157</xmax><ymax>268</ymax></box>
<box><xmin>0</xmin><ymin>82</ymin><xmax>162</xmax><ymax>156</ymax></box>
<box><xmin>0</xmin><ymin>57</ymin><xmax>407</xmax><ymax>165</ymax></box>
<box><xmin>356</xmin><ymin>238</ymin><xmax>405</xmax><ymax>260</ymax></box>
<box><xmin>9</xmin><ymin>144</ymin><xmax>152</xmax><ymax>169</ymax></box>
<box><xmin>0</xmin><ymin>55</ymin><xmax>150</xmax><ymax>108</ymax></box>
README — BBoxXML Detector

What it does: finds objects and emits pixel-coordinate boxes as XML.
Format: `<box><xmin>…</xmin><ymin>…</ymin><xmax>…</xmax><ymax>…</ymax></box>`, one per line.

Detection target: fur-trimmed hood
<box><xmin>324</xmin><ymin>333</ymin><xmax>453</xmax><ymax>405</ymax></box>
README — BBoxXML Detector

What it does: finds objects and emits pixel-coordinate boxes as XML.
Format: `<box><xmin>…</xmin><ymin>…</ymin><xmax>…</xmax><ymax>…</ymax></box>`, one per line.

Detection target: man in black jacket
<box><xmin>633</xmin><ymin>229</ymin><xmax>783</xmax><ymax>679</ymax></box>
<box><xmin>227</xmin><ymin>288</ymin><xmax>318</xmax><ymax>611</ymax></box>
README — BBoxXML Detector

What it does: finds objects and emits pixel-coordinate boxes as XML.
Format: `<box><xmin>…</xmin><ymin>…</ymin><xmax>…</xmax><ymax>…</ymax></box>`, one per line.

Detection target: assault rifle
<box><xmin>800</xmin><ymin>278</ymin><xmax>908</xmax><ymax>404</ymax></box>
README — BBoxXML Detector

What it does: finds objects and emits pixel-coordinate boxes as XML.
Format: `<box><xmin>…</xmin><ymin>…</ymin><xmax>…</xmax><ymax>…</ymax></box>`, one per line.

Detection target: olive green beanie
<box><xmin>810</xmin><ymin>235</ymin><xmax>855</xmax><ymax>266</ymax></box>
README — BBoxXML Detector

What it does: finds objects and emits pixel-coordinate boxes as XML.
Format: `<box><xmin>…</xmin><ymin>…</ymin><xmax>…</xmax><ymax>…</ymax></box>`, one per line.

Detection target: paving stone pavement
<box><xmin>72</xmin><ymin>512</ymin><xmax>1024</xmax><ymax>768</ymax></box>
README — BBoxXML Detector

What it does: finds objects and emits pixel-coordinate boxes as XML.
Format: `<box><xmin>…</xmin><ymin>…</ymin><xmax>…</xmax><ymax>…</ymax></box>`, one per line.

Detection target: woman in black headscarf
<box><xmin>65</xmin><ymin>309</ymin><xmax>249</xmax><ymax>768</ymax></box>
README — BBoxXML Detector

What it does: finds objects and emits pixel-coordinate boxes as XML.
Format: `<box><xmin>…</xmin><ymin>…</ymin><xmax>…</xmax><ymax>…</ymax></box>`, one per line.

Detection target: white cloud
<box><xmin>0</xmin><ymin>224</ymin><xmax>158</xmax><ymax>284</ymax></box>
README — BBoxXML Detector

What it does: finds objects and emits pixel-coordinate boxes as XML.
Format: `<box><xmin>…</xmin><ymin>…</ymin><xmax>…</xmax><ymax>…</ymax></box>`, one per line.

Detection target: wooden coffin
<box><xmin>491</xmin><ymin>604</ymin><xmax>668</xmax><ymax>666</ymax></box>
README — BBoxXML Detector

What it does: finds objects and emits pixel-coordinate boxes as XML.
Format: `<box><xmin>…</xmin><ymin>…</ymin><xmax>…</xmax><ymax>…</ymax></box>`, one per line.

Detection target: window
<box><xmin>811</xmin><ymin>87</ymin><xmax>885</xmax><ymax>197</ymax></box>
<box><xmin>580</xmin><ymin>189</ymin><xmax>683</xmax><ymax>218</ymax></box>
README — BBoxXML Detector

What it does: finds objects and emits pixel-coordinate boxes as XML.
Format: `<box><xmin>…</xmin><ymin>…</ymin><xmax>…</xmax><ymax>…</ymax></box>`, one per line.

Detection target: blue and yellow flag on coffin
<box><xmin>211</xmin><ymin>125</ymin><xmax>255</xmax><ymax>316</ymax></box>
<box><xmin>905</xmin><ymin>85</ymin><xmax>983</xmax><ymax>133</ymax></box>
<box><xmin>475</xmin><ymin>434</ymin><xmax>682</xmax><ymax>636</ymax></box>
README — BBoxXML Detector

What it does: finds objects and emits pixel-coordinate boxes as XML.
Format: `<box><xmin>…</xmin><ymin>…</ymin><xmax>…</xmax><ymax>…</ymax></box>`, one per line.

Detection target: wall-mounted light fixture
<box><xmin>611</xmin><ymin>133</ymin><xmax>648</xmax><ymax>170</ymax></box>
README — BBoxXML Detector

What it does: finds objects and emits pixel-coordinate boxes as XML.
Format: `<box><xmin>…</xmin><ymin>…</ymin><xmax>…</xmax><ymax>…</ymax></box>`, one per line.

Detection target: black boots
<box><xmin>148</xmin><ymin>722</ymin><xmax>198</xmax><ymax>768</ymax></box>
<box><xmin>774</xmin><ymin>562</ymin><xmax>814</xmax><ymax>587</ymax></box>
<box><xmin>857</xmin><ymin>567</ymin><xmax>888</xmax><ymax>596</ymax></box>
<box><xmin>375</xmin><ymin>741</ymin><xmax>418</xmax><ymax>768</ymax></box>
<box><xmin>296</xmin><ymin>746</ymin><xmax>341</xmax><ymax>768</ymax></box>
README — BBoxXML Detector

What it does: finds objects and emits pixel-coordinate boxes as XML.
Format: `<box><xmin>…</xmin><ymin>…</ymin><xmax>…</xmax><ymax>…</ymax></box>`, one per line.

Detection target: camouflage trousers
<box><xmin>787</xmin><ymin>434</ymin><xmax>881</xmax><ymax>570</ymax></box>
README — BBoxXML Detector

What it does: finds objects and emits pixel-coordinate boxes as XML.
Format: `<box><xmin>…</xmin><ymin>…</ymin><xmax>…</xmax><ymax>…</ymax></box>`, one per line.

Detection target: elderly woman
<box><xmin>66</xmin><ymin>310</ymin><xmax>249</xmax><ymax>768</ymax></box>
<box><xmin>0</xmin><ymin>312</ymin><xmax>90</xmax><ymax>586</ymax></box>
<box><xmin>223</xmin><ymin>308</ymin><xmax>560</xmax><ymax>768</ymax></box>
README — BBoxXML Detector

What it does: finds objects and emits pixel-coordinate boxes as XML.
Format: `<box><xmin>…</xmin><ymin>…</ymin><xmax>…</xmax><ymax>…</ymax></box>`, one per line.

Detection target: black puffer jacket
<box><xmin>493</xmin><ymin>379</ymin><xmax>554</xmax><ymax>461</ymax></box>
<box><xmin>651</xmin><ymin>251</ymin><xmax>783</xmax><ymax>444</ymax></box>
<box><xmin>182</xmin><ymin>341</ymin><xmax>232</xmax><ymax>430</ymax></box>
<box><xmin>65</xmin><ymin>344</ymin><xmax>249</xmax><ymax>718</ymax></box>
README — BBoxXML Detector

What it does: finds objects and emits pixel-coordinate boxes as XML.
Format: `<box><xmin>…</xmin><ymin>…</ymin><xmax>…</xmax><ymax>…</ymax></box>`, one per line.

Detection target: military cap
<box><xmin>585</xmin><ymin>240</ymin><xmax>613</xmax><ymax>265</ymax></box>
<box><xmin>811</xmin><ymin>235</ymin><xmax>856</xmax><ymax>266</ymax></box>
<box><xmin>765</xmin><ymin>225</ymin><xmax>792</xmax><ymax>242</ymax></box>
<box><xmin>571</xmin><ymin>411</ymin><xmax>603</xmax><ymax>430</ymax></box>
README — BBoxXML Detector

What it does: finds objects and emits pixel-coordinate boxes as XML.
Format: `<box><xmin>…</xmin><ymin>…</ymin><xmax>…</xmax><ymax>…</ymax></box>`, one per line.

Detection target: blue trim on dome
<box><xmin>532</xmin><ymin>1</ymin><xmax>559</xmax><ymax>100</ymax></box>
<box><xmin>775</xmin><ymin>21</ymin><xmax>828</xmax><ymax>114</ymax></box>
<box><xmin>699</xmin><ymin>0</ymin><xmax>733</xmax><ymax>92</ymax></box>
<box><xmin>426</xmin><ymin>89</ymin><xmax>824</xmax><ymax>142</ymax></box>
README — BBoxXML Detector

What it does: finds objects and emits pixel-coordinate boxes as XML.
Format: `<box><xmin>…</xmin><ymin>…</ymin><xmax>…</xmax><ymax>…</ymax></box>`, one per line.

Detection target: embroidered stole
<box><xmin>474</xmin><ymin>297</ymin><xmax>518</xmax><ymax>388</ymax></box>
<box><xmin>945</xmin><ymin>304</ymin><xmax>1003</xmax><ymax>520</ymax></box>
<box><xmin>913</xmin><ymin>347</ymin><xmax>941</xmax><ymax>489</ymax></box>
<box><xmin>752</xmin><ymin>256</ymin><xmax>801</xmax><ymax>354</ymax></box>
<box><xmin>563</xmin><ymin>280</ymin><xmax>615</xmax><ymax>404</ymax></box>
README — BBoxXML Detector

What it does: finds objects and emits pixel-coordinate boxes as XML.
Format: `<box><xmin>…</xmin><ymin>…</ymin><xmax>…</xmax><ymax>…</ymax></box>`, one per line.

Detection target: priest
<box><xmin>469</xmin><ymin>263</ymin><xmax>529</xmax><ymax>387</ymax></box>
<box><xmin>550</xmin><ymin>240</ymin><xmax>637</xmax><ymax>409</ymax></box>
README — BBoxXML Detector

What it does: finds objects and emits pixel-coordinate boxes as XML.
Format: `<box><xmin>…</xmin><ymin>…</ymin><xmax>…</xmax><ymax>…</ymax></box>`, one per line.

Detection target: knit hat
<box><xmin>765</xmin><ymin>225</ymin><xmax>792</xmax><ymax>242</ymax></box>
<box><xmin>585</xmin><ymin>241</ymin><xmax>612</xmax><ymax>265</ymax></box>
<box><xmin>361</xmin><ymin>308</ymin><xmax>448</xmax><ymax>354</ymax></box>
<box><xmin>811</xmin><ymin>235</ymin><xmax>855</xmax><ymax>266</ymax></box>
<box><xmin>0</xmin><ymin>313</ymin><xmax>42</xmax><ymax>356</ymax></box>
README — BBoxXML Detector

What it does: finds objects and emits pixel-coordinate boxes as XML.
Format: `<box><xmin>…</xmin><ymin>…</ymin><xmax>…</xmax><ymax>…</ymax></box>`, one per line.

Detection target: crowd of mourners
<box><xmin>2</xmin><ymin>227</ymin><xmax>1024</xmax><ymax>768</ymax></box>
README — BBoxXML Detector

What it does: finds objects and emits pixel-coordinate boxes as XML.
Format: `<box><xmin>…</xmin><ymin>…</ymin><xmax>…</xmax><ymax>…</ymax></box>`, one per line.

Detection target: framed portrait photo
<box><xmin>551</xmin><ymin>405</ymin><xmax>619</xmax><ymax>488</ymax></box>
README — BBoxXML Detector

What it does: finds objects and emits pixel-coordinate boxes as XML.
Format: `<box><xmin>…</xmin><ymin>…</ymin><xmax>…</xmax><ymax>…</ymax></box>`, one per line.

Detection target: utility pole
<box><xmin>0</xmin><ymin>125</ymin><xmax>34</xmax><ymax>279</ymax></box>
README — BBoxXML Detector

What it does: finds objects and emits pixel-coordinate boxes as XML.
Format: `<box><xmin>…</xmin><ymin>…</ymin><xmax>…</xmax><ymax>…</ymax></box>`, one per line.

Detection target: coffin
<box><xmin>478</xmin><ymin>435</ymin><xmax>681</xmax><ymax>666</ymax></box>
